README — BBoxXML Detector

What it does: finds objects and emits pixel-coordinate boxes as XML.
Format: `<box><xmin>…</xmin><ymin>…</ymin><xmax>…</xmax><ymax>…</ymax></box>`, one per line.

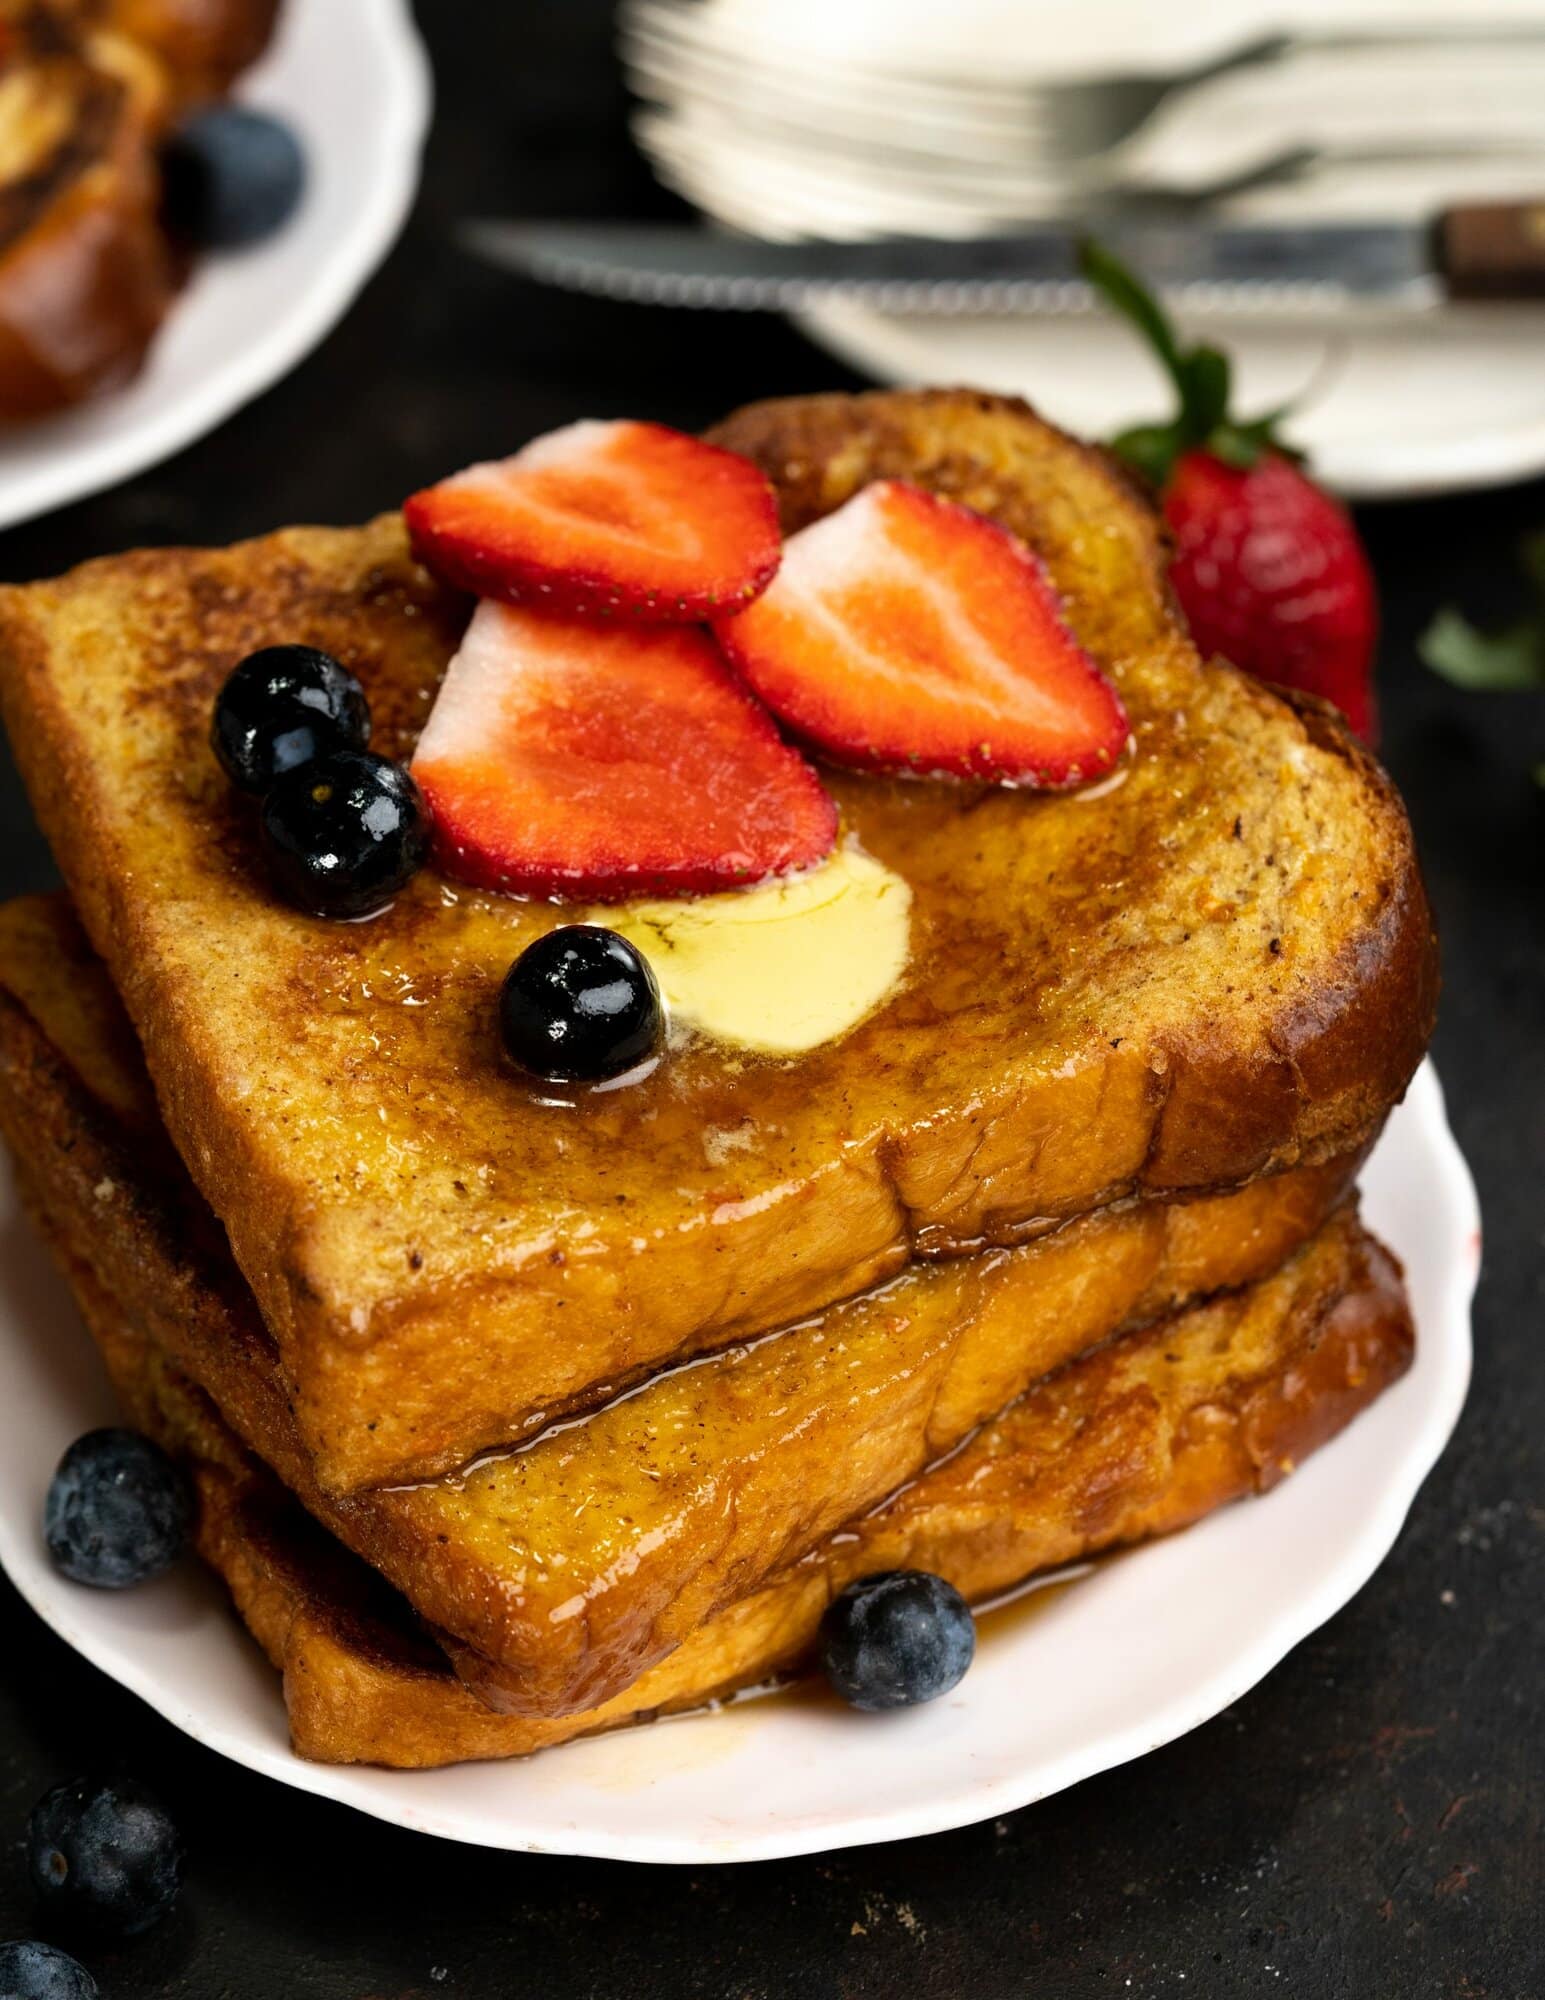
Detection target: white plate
<box><xmin>0</xmin><ymin>0</ymin><xmax>430</xmax><ymax>532</ymax></box>
<box><xmin>0</xmin><ymin>1061</ymin><xmax>1476</xmax><ymax>1864</ymax></box>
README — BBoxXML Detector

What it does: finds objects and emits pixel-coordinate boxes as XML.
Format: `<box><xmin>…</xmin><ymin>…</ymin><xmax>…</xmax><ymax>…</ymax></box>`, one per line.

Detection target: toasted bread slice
<box><xmin>0</xmin><ymin>392</ymin><xmax>1437</xmax><ymax>1490</ymax></box>
<box><xmin>64</xmin><ymin>0</ymin><xmax>280</xmax><ymax>101</ymax></box>
<box><xmin>0</xmin><ymin>893</ymin><xmax>1371</xmax><ymax>1714</ymax></box>
<box><xmin>40</xmin><ymin>1192</ymin><xmax>1411</xmax><ymax>1767</ymax></box>
<box><xmin>0</xmin><ymin>2</ymin><xmax>173</xmax><ymax>419</ymax></box>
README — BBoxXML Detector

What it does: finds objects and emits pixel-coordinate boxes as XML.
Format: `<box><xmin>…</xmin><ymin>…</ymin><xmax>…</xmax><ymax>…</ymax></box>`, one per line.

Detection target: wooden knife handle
<box><xmin>1437</xmin><ymin>201</ymin><xmax>1545</xmax><ymax>301</ymax></box>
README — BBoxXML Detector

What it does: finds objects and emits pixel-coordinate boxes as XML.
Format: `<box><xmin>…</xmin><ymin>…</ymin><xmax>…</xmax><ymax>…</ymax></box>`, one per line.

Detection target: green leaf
<box><xmin>1079</xmin><ymin>236</ymin><xmax>1296</xmax><ymax>466</ymax></box>
<box><xmin>1177</xmin><ymin>345</ymin><xmax>1232</xmax><ymax>443</ymax></box>
<box><xmin>1224</xmin><ymin>406</ymin><xmax>1296</xmax><ymax>468</ymax></box>
<box><xmin>1078</xmin><ymin>239</ymin><xmax>1184</xmax><ymax>383</ymax></box>
<box><xmin>1109</xmin><ymin>422</ymin><xmax>1182</xmax><ymax>491</ymax></box>
<box><xmin>1207</xmin><ymin>423</ymin><xmax>1264</xmax><ymax>472</ymax></box>
<box><xmin>1419</xmin><ymin>607</ymin><xmax>1545</xmax><ymax>691</ymax></box>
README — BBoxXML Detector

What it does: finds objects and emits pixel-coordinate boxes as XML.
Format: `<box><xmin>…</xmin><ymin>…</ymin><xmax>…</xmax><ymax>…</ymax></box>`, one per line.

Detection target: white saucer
<box><xmin>0</xmin><ymin>0</ymin><xmax>430</xmax><ymax>532</ymax></box>
<box><xmin>0</xmin><ymin>1061</ymin><xmax>1476</xmax><ymax>1864</ymax></box>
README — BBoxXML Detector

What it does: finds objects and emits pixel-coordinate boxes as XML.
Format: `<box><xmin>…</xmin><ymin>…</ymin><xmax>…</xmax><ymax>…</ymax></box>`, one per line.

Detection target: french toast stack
<box><xmin>0</xmin><ymin>390</ymin><xmax>1437</xmax><ymax>1766</ymax></box>
<box><xmin>0</xmin><ymin>0</ymin><xmax>280</xmax><ymax>419</ymax></box>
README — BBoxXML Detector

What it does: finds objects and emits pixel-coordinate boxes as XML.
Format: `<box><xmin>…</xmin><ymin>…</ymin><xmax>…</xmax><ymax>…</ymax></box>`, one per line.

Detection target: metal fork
<box><xmin>622</xmin><ymin>0</ymin><xmax>1545</xmax><ymax>165</ymax></box>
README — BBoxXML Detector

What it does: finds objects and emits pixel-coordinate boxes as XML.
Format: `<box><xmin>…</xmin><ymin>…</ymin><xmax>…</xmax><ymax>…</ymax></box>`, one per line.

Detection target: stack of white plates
<box><xmin>621</xmin><ymin>0</ymin><xmax>1545</xmax><ymax>497</ymax></box>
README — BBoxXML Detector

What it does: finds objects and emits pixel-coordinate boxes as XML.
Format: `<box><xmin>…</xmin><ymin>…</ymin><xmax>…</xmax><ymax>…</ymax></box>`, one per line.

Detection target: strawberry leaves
<box><xmin>1421</xmin><ymin>532</ymin><xmax>1545</xmax><ymax>692</ymax></box>
<box><xmin>1420</xmin><ymin>532</ymin><xmax>1545</xmax><ymax>787</ymax></box>
<box><xmin>1080</xmin><ymin>238</ymin><xmax>1299</xmax><ymax>486</ymax></box>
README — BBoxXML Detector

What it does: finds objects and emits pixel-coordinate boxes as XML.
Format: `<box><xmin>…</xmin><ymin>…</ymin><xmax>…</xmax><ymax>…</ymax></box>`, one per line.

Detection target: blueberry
<box><xmin>162</xmin><ymin>105</ymin><xmax>306</xmax><ymax>249</ymax></box>
<box><xmin>212</xmin><ymin>643</ymin><xmax>370</xmax><ymax>793</ymax></box>
<box><xmin>500</xmin><ymin>927</ymin><xmax>662</xmax><ymax>1083</ymax></box>
<box><xmin>27</xmin><ymin>1778</ymin><xmax>181</xmax><ymax>1939</ymax></box>
<box><xmin>260</xmin><ymin>749</ymin><xmax>430</xmax><ymax>919</ymax></box>
<box><xmin>818</xmin><ymin>1570</ymin><xmax>976</xmax><ymax>1710</ymax></box>
<box><xmin>0</xmin><ymin>1941</ymin><xmax>98</xmax><ymax>2000</ymax></box>
<box><xmin>43</xmin><ymin>1430</ymin><xmax>190</xmax><ymax>1590</ymax></box>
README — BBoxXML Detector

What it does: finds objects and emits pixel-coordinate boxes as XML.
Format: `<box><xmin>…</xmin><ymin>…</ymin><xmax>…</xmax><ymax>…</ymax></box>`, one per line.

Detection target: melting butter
<box><xmin>601</xmin><ymin>843</ymin><xmax>912</xmax><ymax>1057</ymax></box>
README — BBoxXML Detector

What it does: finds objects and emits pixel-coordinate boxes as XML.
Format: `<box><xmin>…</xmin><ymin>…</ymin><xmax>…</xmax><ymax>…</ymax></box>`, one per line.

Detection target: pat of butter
<box><xmin>602</xmin><ymin>843</ymin><xmax>912</xmax><ymax>1056</ymax></box>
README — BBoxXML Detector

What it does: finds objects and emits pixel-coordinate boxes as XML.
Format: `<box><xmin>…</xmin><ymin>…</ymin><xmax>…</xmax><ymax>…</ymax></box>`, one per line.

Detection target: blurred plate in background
<box><xmin>625</xmin><ymin>0</ymin><xmax>1545</xmax><ymax>498</ymax></box>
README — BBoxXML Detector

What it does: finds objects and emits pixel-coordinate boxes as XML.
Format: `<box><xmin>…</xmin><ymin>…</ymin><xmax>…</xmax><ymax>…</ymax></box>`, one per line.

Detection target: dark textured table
<box><xmin>0</xmin><ymin>7</ymin><xmax>1540</xmax><ymax>1995</ymax></box>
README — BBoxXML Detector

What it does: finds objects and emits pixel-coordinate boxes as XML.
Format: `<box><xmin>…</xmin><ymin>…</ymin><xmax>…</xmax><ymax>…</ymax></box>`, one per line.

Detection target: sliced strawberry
<box><xmin>410</xmin><ymin>600</ymin><xmax>837</xmax><ymax>901</ymax></box>
<box><xmin>713</xmin><ymin>481</ymin><xmax>1129</xmax><ymax>787</ymax></box>
<box><xmin>403</xmin><ymin>419</ymin><xmax>782</xmax><ymax>622</ymax></box>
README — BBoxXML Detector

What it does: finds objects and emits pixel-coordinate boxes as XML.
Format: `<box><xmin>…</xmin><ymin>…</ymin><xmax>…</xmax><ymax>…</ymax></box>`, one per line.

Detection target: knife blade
<box><xmin>462</xmin><ymin>206</ymin><xmax>1545</xmax><ymax>315</ymax></box>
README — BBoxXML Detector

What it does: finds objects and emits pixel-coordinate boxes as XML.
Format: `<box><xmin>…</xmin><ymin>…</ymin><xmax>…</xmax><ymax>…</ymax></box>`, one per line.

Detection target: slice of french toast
<box><xmin>0</xmin><ymin>391</ymin><xmax>1437</xmax><ymax>1491</ymax></box>
<box><xmin>0</xmin><ymin>0</ymin><xmax>174</xmax><ymax>418</ymax></box>
<box><xmin>61</xmin><ymin>0</ymin><xmax>280</xmax><ymax>102</ymax></box>
<box><xmin>0</xmin><ymin>892</ymin><xmax>1375</xmax><ymax>1715</ymax></box>
<box><xmin>42</xmin><ymin>1191</ymin><xmax>1412</xmax><ymax>1767</ymax></box>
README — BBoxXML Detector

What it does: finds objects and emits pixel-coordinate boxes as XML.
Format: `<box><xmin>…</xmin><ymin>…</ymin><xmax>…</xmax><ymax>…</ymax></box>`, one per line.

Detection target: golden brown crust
<box><xmin>0</xmin><ymin>891</ymin><xmax>1373</xmax><ymax>1716</ymax></box>
<box><xmin>710</xmin><ymin>390</ymin><xmax>1441</xmax><ymax>1208</ymax></box>
<box><xmin>0</xmin><ymin>393</ymin><xmax>1437</xmax><ymax>1490</ymax></box>
<box><xmin>83</xmin><ymin>0</ymin><xmax>280</xmax><ymax>100</ymax></box>
<box><xmin>51</xmin><ymin>1195</ymin><xmax>1413</xmax><ymax>1766</ymax></box>
<box><xmin>0</xmin><ymin>5</ymin><xmax>174</xmax><ymax>419</ymax></box>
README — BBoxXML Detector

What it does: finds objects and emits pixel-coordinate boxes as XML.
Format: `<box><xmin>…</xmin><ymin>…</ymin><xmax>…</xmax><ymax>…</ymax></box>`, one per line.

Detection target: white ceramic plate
<box><xmin>0</xmin><ymin>1062</ymin><xmax>1476</xmax><ymax>1864</ymax></box>
<box><xmin>0</xmin><ymin>0</ymin><xmax>430</xmax><ymax>532</ymax></box>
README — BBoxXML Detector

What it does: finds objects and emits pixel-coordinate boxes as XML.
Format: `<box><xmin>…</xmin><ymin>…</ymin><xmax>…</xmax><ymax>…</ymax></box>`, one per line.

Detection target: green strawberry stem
<box><xmin>1078</xmin><ymin>238</ymin><xmax>1299</xmax><ymax>489</ymax></box>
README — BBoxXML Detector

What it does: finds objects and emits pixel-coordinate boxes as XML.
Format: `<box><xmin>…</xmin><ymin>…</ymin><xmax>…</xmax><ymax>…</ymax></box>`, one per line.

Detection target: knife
<box><xmin>462</xmin><ymin>205</ymin><xmax>1545</xmax><ymax>315</ymax></box>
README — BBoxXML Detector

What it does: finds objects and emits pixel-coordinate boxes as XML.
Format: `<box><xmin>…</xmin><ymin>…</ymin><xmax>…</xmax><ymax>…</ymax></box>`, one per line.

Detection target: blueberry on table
<box><xmin>162</xmin><ymin>105</ymin><xmax>306</xmax><ymax>249</ymax></box>
<box><xmin>0</xmin><ymin>1940</ymin><xmax>98</xmax><ymax>1999</ymax></box>
<box><xmin>500</xmin><ymin>927</ymin><xmax>662</xmax><ymax>1083</ymax></box>
<box><xmin>28</xmin><ymin>1777</ymin><xmax>182</xmax><ymax>1939</ymax></box>
<box><xmin>43</xmin><ymin>1429</ymin><xmax>190</xmax><ymax>1590</ymax></box>
<box><xmin>260</xmin><ymin>749</ymin><xmax>430</xmax><ymax>919</ymax></box>
<box><xmin>818</xmin><ymin>1570</ymin><xmax>976</xmax><ymax>1710</ymax></box>
<box><xmin>212</xmin><ymin>643</ymin><xmax>370</xmax><ymax>793</ymax></box>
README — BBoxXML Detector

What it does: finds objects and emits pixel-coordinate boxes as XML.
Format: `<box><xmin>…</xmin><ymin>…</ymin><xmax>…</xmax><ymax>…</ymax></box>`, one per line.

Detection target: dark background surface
<box><xmin>0</xmin><ymin>6</ymin><xmax>1540</xmax><ymax>1995</ymax></box>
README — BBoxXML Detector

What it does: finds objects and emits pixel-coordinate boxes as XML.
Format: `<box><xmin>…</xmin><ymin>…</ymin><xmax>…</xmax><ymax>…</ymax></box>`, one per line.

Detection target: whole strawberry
<box><xmin>1081</xmin><ymin>242</ymin><xmax>1379</xmax><ymax>741</ymax></box>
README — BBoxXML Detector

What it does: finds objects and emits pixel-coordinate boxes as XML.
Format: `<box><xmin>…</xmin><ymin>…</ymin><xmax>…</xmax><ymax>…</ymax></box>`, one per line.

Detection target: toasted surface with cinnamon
<box><xmin>0</xmin><ymin>390</ymin><xmax>1437</xmax><ymax>1490</ymax></box>
<box><xmin>0</xmin><ymin>892</ymin><xmax>1368</xmax><ymax>1715</ymax></box>
<box><xmin>64</xmin><ymin>0</ymin><xmax>280</xmax><ymax>101</ymax></box>
<box><xmin>0</xmin><ymin>0</ymin><xmax>174</xmax><ymax>419</ymax></box>
<box><xmin>45</xmin><ymin>1190</ymin><xmax>1412</xmax><ymax>1767</ymax></box>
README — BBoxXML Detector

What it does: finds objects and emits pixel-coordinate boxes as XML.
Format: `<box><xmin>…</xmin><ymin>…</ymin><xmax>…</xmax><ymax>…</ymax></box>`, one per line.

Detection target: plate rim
<box><xmin>0</xmin><ymin>1061</ymin><xmax>1478</xmax><ymax>1863</ymax></box>
<box><xmin>0</xmin><ymin>0</ymin><xmax>432</xmax><ymax>533</ymax></box>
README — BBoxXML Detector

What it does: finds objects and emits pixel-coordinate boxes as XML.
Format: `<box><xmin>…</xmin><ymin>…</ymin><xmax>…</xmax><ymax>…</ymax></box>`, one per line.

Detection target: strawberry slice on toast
<box><xmin>404</xmin><ymin>420</ymin><xmax>782</xmax><ymax>622</ymax></box>
<box><xmin>714</xmin><ymin>480</ymin><xmax>1129</xmax><ymax>787</ymax></box>
<box><xmin>410</xmin><ymin>601</ymin><xmax>837</xmax><ymax>901</ymax></box>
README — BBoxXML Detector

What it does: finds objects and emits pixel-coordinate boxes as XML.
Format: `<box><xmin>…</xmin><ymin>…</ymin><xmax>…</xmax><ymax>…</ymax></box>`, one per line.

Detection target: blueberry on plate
<box><xmin>500</xmin><ymin>927</ymin><xmax>662</xmax><ymax>1083</ymax></box>
<box><xmin>28</xmin><ymin>1778</ymin><xmax>181</xmax><ymax>1940</ymax></box>
<box><xmin>260</xmin><ymin>749</ymin><xmax>430</xmax><ymax>919</ymax></box>
<box><xmin>212</xmin><ymin>643</ymin><xmax>370</xmax><ymax>793</ymax></box>
<box><xmin>0</xmin><ymin>1940</ymin><xmax>98</xmax><ymax>1999</ymax></box>
<box><xmin>162</xmin><ymin>105</ymin><xmax>306</xmax><ymax>249</ymax></box>
<box><xmin>818</xmin><ymin>1569</ymin><xmax>976</xmax><ymax>1710</ymax></box>
<box><xmin>43</xmin><ymin>1429</ymin><xmax>191</xmax><ymax>1590</ymax></box>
